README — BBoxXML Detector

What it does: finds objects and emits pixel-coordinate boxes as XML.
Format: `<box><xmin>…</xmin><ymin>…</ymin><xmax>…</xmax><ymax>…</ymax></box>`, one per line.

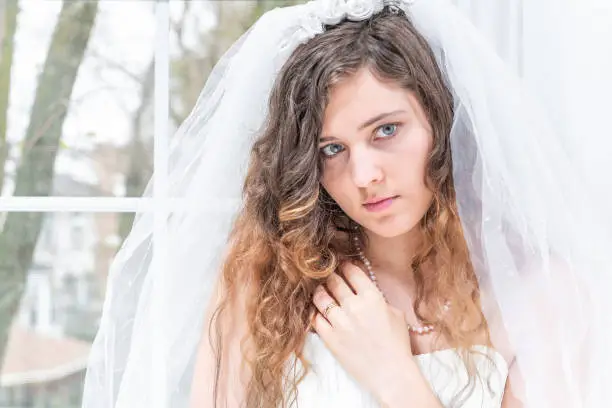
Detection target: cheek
<box><xmin>320</xmin><ymin>167</ymin><xmax>358</xmax><ymax>214</ymax></box>
<box><xmin>320</xmin><ymin>172</ymin><xmax>346</xmax><ymax>204</ymax></box>
<box><xmin>412</xmin><ymin>136</ymin><xmax>435</xmax><ymax>208</ymax></box>
<box><xmin>393</xmin><ymin>130</ymin><xmax>431</xmax><ymax>187</ymax></box>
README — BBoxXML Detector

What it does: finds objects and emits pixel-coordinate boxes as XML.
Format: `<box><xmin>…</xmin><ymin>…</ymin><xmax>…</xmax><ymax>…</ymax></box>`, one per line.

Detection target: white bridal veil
<box><xmin>82</xmin><ymin>0</ymin><xmax>612</xmax><ymax>407</ymax></box>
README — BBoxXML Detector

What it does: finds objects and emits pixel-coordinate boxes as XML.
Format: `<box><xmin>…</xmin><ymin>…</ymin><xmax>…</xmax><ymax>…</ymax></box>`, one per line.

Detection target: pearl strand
<box><xmin>352</xmin><ymin>235</ymin><xmax>436</xmax><ymax>335</ymax></box>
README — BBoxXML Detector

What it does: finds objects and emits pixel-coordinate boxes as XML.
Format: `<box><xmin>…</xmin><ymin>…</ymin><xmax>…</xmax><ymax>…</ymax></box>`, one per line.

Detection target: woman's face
<box><xmin>319</xmin><ymin>68</ymin><xmax>434</xmax><ymax>238</ymax></box>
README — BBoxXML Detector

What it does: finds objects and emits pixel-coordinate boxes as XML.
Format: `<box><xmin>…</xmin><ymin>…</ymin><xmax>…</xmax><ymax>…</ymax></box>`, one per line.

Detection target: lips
<box><xmin>362</xmin><ymin>195</ymin><xmax>398</xmax><ymax>212</ymax></box>
<box><xmin>364</xmin><ymin>196</ymin><xmax>394</xmax><ymax>205</ymax></box>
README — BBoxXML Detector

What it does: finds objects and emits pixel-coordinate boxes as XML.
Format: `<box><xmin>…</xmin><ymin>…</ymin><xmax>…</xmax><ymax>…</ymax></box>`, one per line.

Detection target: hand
<box><xmin>311</xmin><ymin>262</ymin><xmax>419</xmax><ymax>404</ymax></box>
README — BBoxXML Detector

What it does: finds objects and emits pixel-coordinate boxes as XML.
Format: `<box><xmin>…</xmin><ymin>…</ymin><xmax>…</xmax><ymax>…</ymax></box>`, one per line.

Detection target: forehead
<box><xmin>322</xmin><ymin>68</ymin><xmax>415</xmax><ymax>135</ymax></box>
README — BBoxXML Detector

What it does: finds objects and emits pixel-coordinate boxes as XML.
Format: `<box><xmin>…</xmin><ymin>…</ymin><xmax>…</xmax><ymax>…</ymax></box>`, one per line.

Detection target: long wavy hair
<box><xmin>211</xmin><ymin>7</ymin><xmax>490</xmax><ymax>408</ymax></box>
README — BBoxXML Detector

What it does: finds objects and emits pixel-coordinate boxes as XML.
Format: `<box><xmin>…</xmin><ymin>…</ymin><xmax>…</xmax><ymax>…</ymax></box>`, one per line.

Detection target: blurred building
<box><xmin>0</xmin><ymin>142</ymin><xmax>127</xmax><ymax>407</ymax></box>
<box><xmin>0</xmin><ymin>325</ymin><xmax>90</xmax><ymax>408</ymax></box>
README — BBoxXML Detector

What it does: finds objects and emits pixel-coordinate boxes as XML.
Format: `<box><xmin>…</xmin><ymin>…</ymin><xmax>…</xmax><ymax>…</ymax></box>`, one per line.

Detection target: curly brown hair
<box><xmin>210</xmin><ymin>6</ymin><xmax>490</xmax><ymax>408</ymax></box>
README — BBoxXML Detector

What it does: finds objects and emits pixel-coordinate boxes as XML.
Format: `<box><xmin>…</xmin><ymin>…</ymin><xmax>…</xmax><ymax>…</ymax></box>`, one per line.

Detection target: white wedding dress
<box><xmin>292</xmin><ymin>334</ymin><xmax>508</xmax><ymax>407</ymax></box>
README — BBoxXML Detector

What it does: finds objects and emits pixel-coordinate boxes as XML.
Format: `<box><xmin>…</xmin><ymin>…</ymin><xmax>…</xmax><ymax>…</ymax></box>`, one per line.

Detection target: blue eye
<box><xmin>376</xmin><ymin>123</ymin><xmax>398</xmax><ymax>138</ymax></box>
<box><xmin>320</xmin><ymin>143</ymin><xmax>345</xmax><ymax>158</ymax></box>
<box><xmin>319</xmin><ymin>123</ymin><xmax>399</xmax><ymax>159</ymax></box>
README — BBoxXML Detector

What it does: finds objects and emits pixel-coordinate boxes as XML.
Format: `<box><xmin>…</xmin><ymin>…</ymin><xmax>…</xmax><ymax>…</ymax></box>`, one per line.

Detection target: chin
<box><xmin>360</xmin><ymin>215</ymin><xmax>421</xmax><ymax>238</ymax></box>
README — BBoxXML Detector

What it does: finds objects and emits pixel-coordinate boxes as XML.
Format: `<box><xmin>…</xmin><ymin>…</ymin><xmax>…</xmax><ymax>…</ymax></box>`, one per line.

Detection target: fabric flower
<box><xmin>311</xmin><ymin>0</ymin><xmax>385</xmax><ymax>25</ymax></box>
<box><xmin>298</xmin><ymin>9</ymin><xmax>326</xmax><ymax>41</ymax></box>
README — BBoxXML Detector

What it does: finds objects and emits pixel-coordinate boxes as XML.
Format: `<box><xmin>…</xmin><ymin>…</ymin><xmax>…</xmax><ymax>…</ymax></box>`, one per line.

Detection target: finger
<box><xmin>312</xmin><ymin>285</ymin><xmax>341</xmax><ymax>325</ymax></box>
<box><xmin>312</xmin><ymin>312</ymin><xmax>333</xmax><ymax>339</ymax></box>
<box><xmin>326</xmin><ymin>272</ymin><xmax>355</xmax><ymax>305</ymax></box>
<box><xmin>342</xmin><ymin>262</ymin><xmax>378</xmax><ymax>295</ymax></box>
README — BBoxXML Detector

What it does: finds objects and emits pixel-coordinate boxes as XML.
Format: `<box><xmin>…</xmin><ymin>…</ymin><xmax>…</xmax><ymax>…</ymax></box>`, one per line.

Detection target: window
<box><xmin>0</xmin><ymin>1</ymin><xmax>171</xmax><ymax>405</ymax></box>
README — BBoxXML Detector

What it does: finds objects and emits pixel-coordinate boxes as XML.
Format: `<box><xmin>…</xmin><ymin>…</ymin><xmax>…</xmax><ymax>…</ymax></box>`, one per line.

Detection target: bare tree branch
<box><xmin>88</xmin><ymin>48</ymin><xmax>143</xmax><ymax>84</ymax></box>
<box><xmin>170</xmin><ymin>0</ymin><xmax>192</xmax><ymax>56</ymax></box>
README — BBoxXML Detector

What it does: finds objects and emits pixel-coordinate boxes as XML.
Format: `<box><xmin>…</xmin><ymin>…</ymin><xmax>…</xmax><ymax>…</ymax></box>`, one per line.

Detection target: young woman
<box><xmin>82</xmin><ymin>1</ymin><xmax>612</xmax><ymax>407</ymax></box>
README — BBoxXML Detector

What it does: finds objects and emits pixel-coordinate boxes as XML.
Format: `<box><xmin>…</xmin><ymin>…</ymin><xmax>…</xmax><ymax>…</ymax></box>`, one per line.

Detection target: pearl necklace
<box><xmin>352</xmin><ymin>235</ymin><xmax>441</xmax><ymax>336</ymax></box>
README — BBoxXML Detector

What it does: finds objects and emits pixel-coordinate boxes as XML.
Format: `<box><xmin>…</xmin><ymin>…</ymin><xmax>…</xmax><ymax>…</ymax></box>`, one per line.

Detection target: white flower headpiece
<box><xmin>298</xmin><ymin>0</ymin><xmax>412</xmax><ymax>43</ymax></box>
<box><xmin>312</xmin><ymin>0</ymin><xmax>385</xmax><ymax>24</ymax></box>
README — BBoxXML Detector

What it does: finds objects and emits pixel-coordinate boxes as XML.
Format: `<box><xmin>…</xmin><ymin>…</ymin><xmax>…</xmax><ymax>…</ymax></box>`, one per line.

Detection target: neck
<box><xmin>361</xmin><ymin>227</ymin><xmax>422</xmax><ymax>279</ymax></box>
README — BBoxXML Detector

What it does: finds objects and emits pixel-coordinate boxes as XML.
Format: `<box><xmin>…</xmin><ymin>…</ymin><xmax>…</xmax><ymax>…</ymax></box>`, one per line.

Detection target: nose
<box><xmin>350</xmin><ymin>147</ymin><xmax>384</xmax><ymax>188</ymax></box>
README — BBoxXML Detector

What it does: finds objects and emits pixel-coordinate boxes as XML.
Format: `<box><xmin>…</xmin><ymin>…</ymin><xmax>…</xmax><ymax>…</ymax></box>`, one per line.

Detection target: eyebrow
<box><xmin>319</xmin><ymin>109</ymin><xmax>406</xmax><ymax>142</ymax></box>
